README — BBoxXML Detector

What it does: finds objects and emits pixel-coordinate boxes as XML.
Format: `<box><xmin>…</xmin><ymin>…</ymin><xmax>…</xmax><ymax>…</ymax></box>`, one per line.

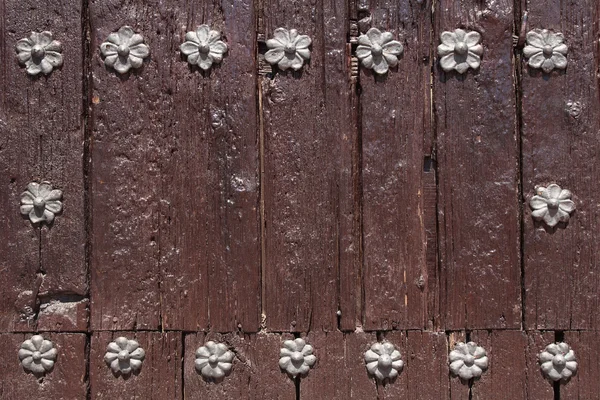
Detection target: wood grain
<box><xmin>406</xmin><ymin>331</ymin><xmax>449</xmax><ymax>399</ymax></box>
<box><xmin>0</xmin><ymin>333</ymin><xmax>87</xmax><ymax>399</ymax></box>
<box><xmin>526</xmin><ymin>330</ymin><xmax>555</xmax><ymax>399</ymax></box>
<box><xmin>184</xmin><ymin>332</ymin><xmax>296</xmax><ymax>400</ymax></box>
<box><xmin>0</xmin><ymin>0</ymin><xmax>86</xmax><ymax>332</ymax></box>
<box><xmin>471</xmin><ymin>330</ymin><xmax>528</xmax><ymax>400</ymax></box>
<box><xmin>360</xmin><ymin>0</ymin><xmax>435</xmax><ymax>331</ymax></box>
<box><xmin>89</xmin><ymin>0</ymin><xmax>260</xmax><ymax>331</ymax></box>
<box><xmin>521</xmin><ymin>0</ymin><xmax>600</xmax><ymax>330</ymax></box>
<box><xmin>435</xmin><ymin>0</ymin><xmax>521</xmax><ymax>330</ymax></box>
<box><xmin>90</xmin><ymin>331</ymin><xmax>181</xmax><ymax>399</ymax></box>
<box><xmin>562</xmin><ymin>331</ymin><xmax>600</xmax><ymax>399</ymax></box>
<box><xmin>260</xmin><ymin>0</ymin><xmax>358</xmax><ymax>332</ymax></box>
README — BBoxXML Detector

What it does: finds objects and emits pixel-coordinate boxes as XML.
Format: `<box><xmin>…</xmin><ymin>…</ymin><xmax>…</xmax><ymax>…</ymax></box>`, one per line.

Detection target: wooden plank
<box><xmin>183</xmin><ymin>332</ymin><xmax>295</xmax><ymax>400</ymax></box>
<box><xmin>260</xmin><ymin>0</ymin><xmax>357</xmax><ymax>332</ymax></box>
<box><xmin>526</xmin><ymin>331</ymin><xmax>555</xmax><ymax>398</ymax></box>
<box><xmin>521</xmin><ymin>0</ymin><xmax>600</xmax><ymax>330</ymax></box>
<box><xmin>342</xmin><ymin>331</ymin><xmax>379</xmax><ymax>398</ymax></box>
<box><xmin>90</xmin><ymin>331</ymin><xmax>181</xmax><ymax>399</ymax></box>
<box><xmin>0</xmin><ymin>333</ymin><xmax>87</xmax><ymax>399</ymax></box>
<box><xmin>448</xmin><ymin>331</ymin><xmax>469</xmax><ymax>399</ymax></box>
<box><xmin>0</xmin><ymin>0</ymin><xmax>86</xmax><ymax>332</ymax></box>
<box><xmin>561</xmin><ymin>331</ymin><xmax>600</xmax><ymax>399</ymax></box>
<box><xmin>89</xmin><ymin>0</ymin><xmax>261</xmax><ymax>332</ymax></box>
<box><xmin>406</xmin><ymin>331</ymin><xmax>449</xmax><ymax>399</ymax></box>
<box><xmin>435</xmin><ymin>0</ymin><xmax>521</xmax><ymax>330</ymax></box>
<box><xmin>470</xmin><ymin>330</ymin><xmax>528</xmax><ymax>399</ymax></box>
<box><xmin>376</xmin><ymin>331</ymin><xmax>408</xmax><ymax>398</ymax></box>
<box><xmin>360</xmin><ymin>0</ymin><xmax>434</xmax><ymax>331</ymax></box>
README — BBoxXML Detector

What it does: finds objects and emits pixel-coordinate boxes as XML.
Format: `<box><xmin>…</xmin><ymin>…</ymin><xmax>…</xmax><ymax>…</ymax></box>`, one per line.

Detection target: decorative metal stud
<box><xmin>180</xmin><ymin>25</ymin><xmax>228</xmax><ymax>71</ymax></box>
<box><xmin>364</xmin><ymin>341</ymin><xmax>404</xmax><ymax>382</ymax></box>
<box><xmin>100</xmin><ymin>26</ymin><xmax>150</xmax><ymax>74</ymax></box>
<box><xmin>265</xmin><ymin>28</ymin><xmax>311</xmax><ymax>71</ymax></box>
<box><xmin>18</xmin><ymin>335</ymin><xmax>58</xmax><ymax>377</ymax></box>
<box><xmin>195</xmin><ymin>341</ymin><xmax>234</xmax><ymax>381</ymax></box>
<box><xmin>437</xmin><ymin>29</ymin><xmax>483</xmax><ymax>74</ymax></box>
<box><xmin>356</xmin><ymin>28</ymin><xmax>404</xmax><ymax>75</ymax></box>
<box><xmin>539</xmin><ymin>342</ymin><xmax>577</xmax><ymax>382</ymax></box>
<box><xmin>20</xmin><ymin>182</ymin><xmax>63</xmax><ymax>225</ymax></box>
<box><xmin>449</xmin><ymin>342</ymin><xmax>488</xmax><ymax>381</ymax></box>
<box><xmin>530</xmin><ymin>184</ymin><xmax>575</xmax><ymax>227</ymax></box>
<box><xmin>279</xmin><ymin>338</ymin><xmax>316</xmax><ymax>378</ymax></box>
<box><xmin>104</xmin><ymin>337</ymin><xmax>145</xmax><ymax>376</ymax></box>
<box><xmin>16</xmin><ymin>31</ymin><xmax>63</xmax><ymax>76</ymax></box>
<box><xmin>523</xmin><ymin>29</ymin><xmax>568</xmax><ymax>73</ymax></box>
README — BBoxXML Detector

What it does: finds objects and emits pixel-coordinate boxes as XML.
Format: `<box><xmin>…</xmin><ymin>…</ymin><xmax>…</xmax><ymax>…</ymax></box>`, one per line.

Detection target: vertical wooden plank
<box><xmin>522</xmin><ymin>0</ymin><xmax>600</xmax><ymax>330</ymax></box>
<box><xmin>406</xmin><ymin>331</ymin><xmax>449</xmax><ymax>399</ymax></box>
<box><xmin>377</xmin><ymin>331</ymin><xmax>408</xmax><ymax>398</ymax></box>
<box><xmin>562</xmin><ymin>331</ymin><xmax>600</xmax><ymax>399</ymax></box>
<box><xmin>184</xmin><ymin>332</ymin><xmax>295</xmax><ymax>400</ymax></box>
<box><xmin>302</xmin><ymin>331</ymin><xmax>348</xmax><ymax>399</ymax></box>
<box><xmin>448</xmin><ymin>331</ymin><xmax>469</xmax><ymax>400</ymax></box>
<box><xmin>0</xmin><ymin>0</ymin><xmax>86</xmax><ymax>332</ymax></box>
<box><xmin>435</xmin><ymin>0</ymin><xmax>521</xmax><ymax>330</ymax></box>
<box><xmin>90</xmin><ymin>0</ymin><xmax>260</xmax><ymax>332</ymax></box>
<box><xmin>343</xmin><ymin>331</ymin><xmax>379</xmax><ymax>398</ymax></box>
<box><xmin>526</xmin><ymin>331</ymin><xmax>555</xmax><ymax>398</ymax></box>
<box><xmin>470</xmin><ymin>330</ymin><xmax>528</xmax><ymax>399</ymax></box>
<box><xmin>360</xmin><ymin>0</ymin><xmax>434</xmax><ymax>331</ymax></box>
<box><xmin>260</xmin><ymin>0</ymin><xmax>356</xmax><ymax>332</ymax></box>
<box><xmin>0</xmin><ymin>333</ymin><xmax>87</xmax><ymax>399</ymax></box>
<box><xmin>90</xmin><ymin>331</ymin><xmax>181</xmax><ymax>399</ymax></box>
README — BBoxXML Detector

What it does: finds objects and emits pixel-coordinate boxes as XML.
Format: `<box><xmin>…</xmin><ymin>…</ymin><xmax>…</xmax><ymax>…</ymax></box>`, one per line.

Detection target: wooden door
<box><xmin>0</xmin><ymin>0</ymin><xmax>598</xmax><ymax>398</ymax></box>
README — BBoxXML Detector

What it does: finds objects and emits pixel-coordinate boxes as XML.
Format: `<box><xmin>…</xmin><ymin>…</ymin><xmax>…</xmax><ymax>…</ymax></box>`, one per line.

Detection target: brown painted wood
<box><xmin>342</xmin><ymin>331</ymin><xmax>380</xmax><ymax>398</ymax></box>
<box><xmin>0</xmin><ymin>0</ymin><xmax>86</xmax><ymax>332</ymax></box>
<box><xmin>471</xmin><ymin>330</ymin><xmax>528</xmax><ymax>399</ymax></box>
<box><xmin>561</xmin><ymin>331</ymin><xmax>600</xmax><ymax>399</ymax></box>
<box><xmin>0</xmin><ymin>333</ymin><xmax>87</xmax><ymax>399</ymax></box>
<box><xmin>184</xmin><ymin>332</ymin><xmax>296</xmax><ymax>399</ymax></box>
<box><xmin>377</xmin><ymin>331</ymin><xmax>408</xmax><ymax>398</ymax></box>
<box><xmin>89</xmin><ymin>0</ymin><xmax>260</xmax><ymax>332</ymax></box>
<box><xmin>522</xmin><ymin>0</ymin><xmax>600</xmax><ymax>330</ymax></box>
<box><xmin>359</xmin><ymin>0</ymin><xmax>435</xmax><ymax>331</ymax></box>
<box><xmin>435</xmin><ymin>0</ymin><xmax>521</xmax><ymax>330</ymax></box>
<box><xmin>406</xmin><ymin>331</ymin><xmax>449</xmax><ymax>399</ymax></box>
<box><xmin>448</xmin><ymin>331</ymin><xmax>469</xmax><ymax>399</ymax></box>
<box><xmin>260</xmin><ymin>0</ymin><xmax>358</xmax><ymax>332</ymax></box>
<box><xmin>526</xmin><ymin>331</ymin><xmax>555</xmax><ymax>399</ymax></box>
<box><xmin>90</xmin><ymin>331</ymin><xmax>181</xmax><ymax>399</ymax></box>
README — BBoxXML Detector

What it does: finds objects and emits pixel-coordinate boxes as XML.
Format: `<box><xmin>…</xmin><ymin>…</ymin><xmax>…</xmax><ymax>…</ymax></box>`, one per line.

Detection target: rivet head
<box><xmin>100</xmin><ymin>26</ymin><xmax>150</xmax><ymax>74</ymax></box>
<box><xmin>364</xmin><ymin>342</ymin><xmax>404</xmax><ymax>382</ymax></box>
<box><xmin>104</xmin><ymin>337</ymin><xmax>145</xmax><ymax>377</ymax></box>
<box><xmin>449</xmin><ymin>342</ymin><xmax>488</xmax><ymax>381</ymax></box>
<box><xmin>18</xmin><ymin>335</ymin><xmax>58</xmax><ymax>377</ymax></box>
<box><xmin>265</xmin><ymin>27</ymin><xmax>312</xmax><ymax>71</ymax></box>
<box><xmin>20</xmin><ymin>181</ymin><xmax>63</xmax><ymax>225</ymax></box>
<box><xmin>180</xmin><ymin>25</ymin><xmax>228</xmax><ymax>71</ymax></box>
<box><xmin>523</xmin><ymin>29</ymin><xmax>568</xmax><ymax>73</ymax></box>
<box><xmin>279</xmin><ymin>338</ymin><xmax>316</xmax><ymax>378</ymax></box>
<box><xmin>539</xmin><ymin>342</ymin><xmax>577</xmax><ymax>382</ymax></box>
<box><xmin>530</xmin><ymin>184</ymin><xmax>575</xmax><ymax>228</ymax></box>
<box><xmin>356</xmin><ymin>27</ymin><xmax>404</xmax><ymax>75</ymax></box>
<box><xmin>438</xmin><ymin>29</ymin><xmax>483</xmax><ymax>74</ymax></box>
<box><xmin>195</xmin><ymin>341</ymin><xmax>234</xmax><ymax>382</ymax></box>
<box><xmin>16</xmin><ymin>31</ymin><xmax>63</xmax><ymax>76</ymax></box>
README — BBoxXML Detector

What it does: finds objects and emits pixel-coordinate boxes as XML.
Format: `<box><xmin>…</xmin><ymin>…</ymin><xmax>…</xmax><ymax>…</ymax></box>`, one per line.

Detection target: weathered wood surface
<box><xmin>470</xmin><ymin>330</ymin><xmax>528</xmax><ymax>399</ymax></box>
<box><xmin>89</xmin><ymin>0</ymin><xmax>260</xmax><ymax>332</ymax></box>
<box><xmin>0</xmin><ymin>0</ymin><xmax>87</xmax><ymax>333</ymax></box>
<box><xmin>360</xmin><ymin>0</ymin><xmax>435</xmax><ymax>331</ymax></box>
<box><xmin>184</xmin><ymin>332</ymin><xmax>295</xmax><ymax>399</ymax></box>
<box><xmin>0</xmin><ymin>333</ymin><xmax>87</xmax><ymax>399</ymax></box>
<box><xmin>260</xmin><ymin>0</ymin><xmax>359</xmax><ymax>332</ymax></box>
<box><xmin>562</xmin><ymin>331</ymin><xmax>600</xmax><ymax>399</ymax></box>
<box><xmin>522</xmin><ymin>0</ymin><xmax>600</xmax><ymax>330</ymax></box>
<box><xmin>525</xmin><ymin>331</ymin><xmax>555</xmax><ymax>399</ymax></box>
<box><xmin>435</xmin><ymin>0</ymin><xmax>521</xmax><ymax>330</ymax></box>
<box><xmin>89</xmin><ymin>331</ymin><xmax>181</xmax><ymax>399</ymax></box>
